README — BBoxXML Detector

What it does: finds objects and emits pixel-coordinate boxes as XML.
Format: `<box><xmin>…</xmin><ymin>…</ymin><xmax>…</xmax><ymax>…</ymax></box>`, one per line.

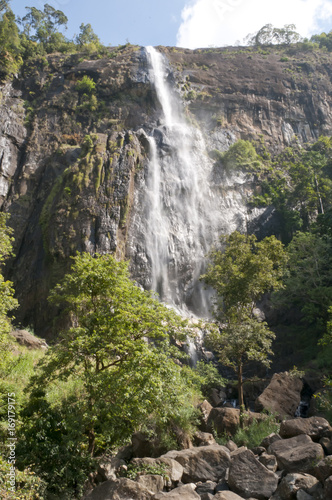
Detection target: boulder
<box><xmin>10</xmin><ymin>329</ymin><xmax>48</xmax><ymax>349</ymax></box>
<box><xmin>296</xmin><ymin>491</ymin><xmax>314</xmax><ymax>500</ymax></box>
<box><xmin>279</xmin><ymin>417</ymin><xmax>331</xmax><ymax>441</ymax></box>
<box><xmin>269</xmin><ymin>434</ymin><xmax>325</xmax><ymax>474</ymax></box>
<box><xmin>260</xmin><ymin>433</ymin><xmax>282</xmax><ymax>449</ymax></box>
<box><xmin>198</xmin><ymin>400</ymin><xmax>213</xmax><ymax>431</ymax></box>
<box><xmin>273</xmin><ymin>473</ymin><xmax>319</xmax><ymax>499</ymax></box>
<box><xmin>214</xmin><ymin>492</ymin><xmax>245</xmax><ymax>500</ymax></box>
<box><xmin>325</xmin><ymin>475</ymin><xmax>332</xmax><ymax>498</ymax></box>
<box><xmin>255</xmin><ymin>372</ymin><xmax>303</xmax><ymax>419</ymax></box>
<box><xmin>226</xmin><ymin>440</ymin><xmax>238</xmax><ymax>452</ymax></box>
<box><xmin>251</xmin><ymin>446</ymin><xmax>266</xmax><ymax>456</ymax></box>
<box><xmin>195</xmin><ymin>480</ymin><xmax>217</xmax><ymax>496</ymax></box>
<box><xmin>312</xmin><ymin>456</ymin><xmax>332</xmax><ymax>482</ymax></box>
<box><xmin>193</xmin><ymin>431</ymin><xmax>216</xmax><ymax>447</ymax></box>
<box><xmin>97</xmin><ymin>458</ymin><xmax>126</xmax><ymax>481</ymax></box>
<box><xmin>207</xmin><ymin>408</ymin><xmax>240</xmax><ymax>435</ymax></box>
<box><xmin>319</xmin><ymin>436</ymin><xmax>332</xmax><ymax>455</ymax></box>
<box><xmin>130</xmin><ymin>457</ymin><xmax>184</xmax><ymax>485</ymax></box>
<box><xmin>83</xmin><ymin>477</ymin><xmax>154</xmax><ymax>500</ymax></box>
<box><xmin>153</xmin><ymin>483</ymin><xmax>200</xmax><ymax>499</ymax></box>
<box><xmin>162</xmin><ymin>445</ymin><xmax>231</xmax><ymax>483</ymax></box>
<box><xmin>228</xmin><ymin>448</ymin><xmax>279</xmax><ymax>499</ymax></box>
<box><xmin>132</xmin><ymin>432</ymin><xmax>155</xmax><ymax>458</ymax></box>
<box><xmin>258</xmin><ymin>452</ymin><xmax>278</xmax><ymax>472</ymax></box>
<box><xmin>136</xmin><ymin>475</ymin><xmax>164</xmax><ymax>493</ymax></box>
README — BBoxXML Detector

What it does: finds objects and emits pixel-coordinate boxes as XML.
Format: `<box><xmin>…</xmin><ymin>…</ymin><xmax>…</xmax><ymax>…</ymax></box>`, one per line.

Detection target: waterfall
<box><xmin>129</xmin><ymin>46</ymin><xmax>253</xmax><ymax>317</ymax></box>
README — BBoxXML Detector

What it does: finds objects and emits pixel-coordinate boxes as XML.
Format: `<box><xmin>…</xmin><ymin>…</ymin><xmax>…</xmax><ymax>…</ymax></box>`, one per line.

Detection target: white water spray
<box><xmin>129</xmin><ymin>46</ymin><xmax>254</xmax><ymax>317</ymax></box>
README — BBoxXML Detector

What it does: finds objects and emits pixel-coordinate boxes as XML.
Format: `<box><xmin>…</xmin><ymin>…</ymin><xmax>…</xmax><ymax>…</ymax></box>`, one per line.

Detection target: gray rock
<box><xmin>258</xmin><ymin>453</ymin><xmax>278</xmax><ymax>472</ymax></box>
<box><xmin>195</xmin><ymin>480</ymin><xmax>217</xmax><ymax>495</ymax></box>
<box><xmin>312</xmin><ymin>456</ymin><xmax>332</xmax><ymax>482</ymax></box>
<box><xmin>136</xmin><ymin>474</ymin><xmax>164</xmax><ymax>493</ymax></box>
<box><xmin>97</xmin><ymin>457</ymin><xmax>126</xmax><ymax>481</ymax></box>
<box><xmin>153</xmin><ymin>483</ymin><xmax>200</xmax><ymax>499</ymax></box>
<box><xmin>296</xmin><ymin>491</ymin><xmax>314</xmax><ymax>500</ymax></box>
<box><xmin>269</xmin><ymin>434</ymin><xmax>325</xmax><ymax>474</ymax></box>
<box><xmin>273</xmin><ymin>473</ymin><xmax>319</xmax><ymax>499</ymax></box>
<box><xmin>280</xmin><ymin>417</ymin><xmax>331</xmax><ymax>441</ymax></box>
<box><xmin>260</xmin><ymin>433</ymin><xmax>282</xmax><ymax>450</ymax></box>
<box><xmin>83</xmin><ymin>477</ymin><xmax>154</xmax><ymax>500</ymax></box>
<box><xmin>324</xmin><ymin>475</ymin><xmax>332</xmax><ymax>498</ymax></box>
<box><xmin>162</xmin><ymin>445</ymin><xmax>231</xmax><ymax>483</ymax></box>
<box><xmin>226</xmin><ymin>440</ymin><xmax>238</xmax><ymax>452</ymax></box>
<box><xmin>228</xmin><ymin>448</ymin><xmax>279</xmax><ymax>499</ymax></box>
<box><xmin>207</xmin><ymin>408</ymin><xmax>240</xmax><ymax>435</ymax></box>
<box><xmin>193</xmin><ymin>431</ymin><xmax>217</xmax><ymax>447</ymax></box>
<box><xmin>214</xmin><ymin>492</ymin><xmax>245</xmax><ymax>500</ymax></box>
<box><xmin>319</xmin><ymin>436</ymin><xmax>332</xmax><ymax>455</ymax></box>
<box><xmin>255</xmin><ymin>372</ymin><xmax>303</xmax><ymax>419</ymax></box>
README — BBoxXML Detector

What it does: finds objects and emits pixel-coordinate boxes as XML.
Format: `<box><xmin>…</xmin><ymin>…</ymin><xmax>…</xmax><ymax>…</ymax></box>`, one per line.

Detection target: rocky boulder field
<box><xmin>82</xmin><ymin>372</ymin><xmax>332</xmax><ymax>500</ymax></box>
<box><xmin>83</xmin><ymin>416</ymin><xmax>332</xmax><ymax>500</ymax></box>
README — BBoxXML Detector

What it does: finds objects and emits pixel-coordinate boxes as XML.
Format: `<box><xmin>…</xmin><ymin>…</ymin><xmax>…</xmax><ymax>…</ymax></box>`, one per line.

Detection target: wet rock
<box><xmin>162</xmin><ymin>445</ymin><xmax>231</xmax><ymax>483</ymax></box>
<box><xmin>228</xmin><ymin>448</ymin><xmax>279</xmax><ymax>499</ymax></box>
<box><xmin>269</xmin><ymin>434</ymin><xmax>325</xmax><ymax>474</ymax></box>
<box><xmin>255</xmin><ymin>372</ymin><xmax>303</xmax><ymax>419</ymax></box>
<box><xmin>280</xmin><ymin>417</ymin><xmax>331</xmax><ymax>441</ymax></box>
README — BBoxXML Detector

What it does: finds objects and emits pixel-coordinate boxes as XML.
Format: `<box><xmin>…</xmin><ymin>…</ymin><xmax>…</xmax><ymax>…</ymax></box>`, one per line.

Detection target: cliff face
<box><xmin>1</xmin><ymin>44</ymin><xmax>332</xmax><ymax>336</ymax></box>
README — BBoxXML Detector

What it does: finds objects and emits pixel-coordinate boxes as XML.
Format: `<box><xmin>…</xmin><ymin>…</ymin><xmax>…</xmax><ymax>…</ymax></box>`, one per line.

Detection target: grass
<box><xmin>215</xmin><ymin>413</ymin><xmax>280</xmax><ymax>449</ymax></box>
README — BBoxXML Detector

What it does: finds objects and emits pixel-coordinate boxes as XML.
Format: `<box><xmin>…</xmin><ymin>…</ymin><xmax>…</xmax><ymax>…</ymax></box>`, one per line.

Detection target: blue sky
<box><xmin>13</xmin><ymin>0</ymin><xmax>332</xmax><ymax>49</ymax></box>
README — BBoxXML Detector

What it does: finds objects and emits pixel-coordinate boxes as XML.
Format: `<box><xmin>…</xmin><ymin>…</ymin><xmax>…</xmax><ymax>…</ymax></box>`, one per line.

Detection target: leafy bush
<box><xmin>221</xmin><ymin>140</ymin><xmax>262</xmax><ymax>173</ymax></box>
<box><xmin>75</xmin><ymin>75</ymin><xmax>96</xmax><ymax>95</ymax></box>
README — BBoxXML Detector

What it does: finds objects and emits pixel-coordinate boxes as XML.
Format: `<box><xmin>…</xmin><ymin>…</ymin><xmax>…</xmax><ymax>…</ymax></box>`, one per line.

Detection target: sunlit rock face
<box><xmin>1</xmin><ymin>45</ymin><xmax>332</xmax><ymax>334</ymax></box>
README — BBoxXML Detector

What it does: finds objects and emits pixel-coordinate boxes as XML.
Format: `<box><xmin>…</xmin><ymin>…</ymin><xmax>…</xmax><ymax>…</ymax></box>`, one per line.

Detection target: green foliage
<box><xmin>202</xmin><ymin>232</ymin><xmax>287</xmax><ymax>321</ymax></box>
<box><xmin>0</xmin><ymin>455</ymin><xmax>46</xmax><ymax>499</ymax></box>
<box><xmin>314</xmin><ymin>377</ymin><xmax>332</xmax><ymax>424</ymax></box>
<box><xmin>251</xmin><ymin>137</ymin><xmax>332</xmax><ymax>240</ymax></box>
<box><xmin>0</xmin><ymin>4</ymin><xmax>22</xmax><ymax>78</ymax></box>
<box><xmin>20</xmin><ymin>3</ymin><xmax>68</xmax><ymax>53</ymax></box>
<box><xmin>0</xmin><ymin>214</ymin><xmax>18</xmax><ymax>367</ymax></box>
<box><xmin>76</xmin><ymin>23</ymin><xmax>101</xmax><ymax>51</ymax></box>
<box><xmin>311</xmin><ymin>31</ymin><xmax>332</xmax><ymax>51</ymax></box>
<box><xmin>247</xmin><ymin>24</ymin><xmax>302</xmax><ymax>46</ymax></box>
<box><xmin>202</xmin><ymin>232</ymin><xmax>286</xmax><ymax>408</ymax></box>
<box><xmin>121</xmin><ymin>462</ymin><xmax>168</xmax><ymax>480</ymax></box>
<box><xmin>221</xmin><ymin>140</ymin><xmax>262</xmax><ymax>173</ymax></box>
<box><xmin>75</xmin><ymin>75</ymin><xmax>96</xmax><ymax>95</ymax></box>
<box><xmin>273</xmin><ymin>231</ymin><xmax>332</xmax><ymax>327</ymax></box>
<box><xmin>18</xmin><ymin>252</ymin><xmax>200</xmax><ymax>496</ymax></box>
<box><xmin>232</xmin><ymin>413</ymin><xmax>280</xmax><ymax>448</ymax></box>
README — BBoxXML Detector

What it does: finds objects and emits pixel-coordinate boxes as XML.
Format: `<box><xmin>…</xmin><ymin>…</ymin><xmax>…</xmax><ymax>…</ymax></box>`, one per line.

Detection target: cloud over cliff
<box><xmin>176</xmin><ymin>0</ymin><xmax>332</xmax><ymax>48</ymax></box>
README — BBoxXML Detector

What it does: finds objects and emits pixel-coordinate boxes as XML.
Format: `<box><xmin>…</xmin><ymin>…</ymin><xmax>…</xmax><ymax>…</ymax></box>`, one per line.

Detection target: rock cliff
<box><xmin>1</xmin><ymin>44</ymin><xmax>332</xmax><ymax>336</ymax></box>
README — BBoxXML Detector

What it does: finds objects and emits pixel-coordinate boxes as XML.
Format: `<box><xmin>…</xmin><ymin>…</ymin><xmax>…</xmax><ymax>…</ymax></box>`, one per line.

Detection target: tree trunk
<box><xmin>88</xmin><ymin>428</ymin><xmax>95</xmax><ymax>456</ymax></box>
<box><xmin>237</xmin><ymin>361</ymin><xmax>244</xmax><ymax>414</ymax></box>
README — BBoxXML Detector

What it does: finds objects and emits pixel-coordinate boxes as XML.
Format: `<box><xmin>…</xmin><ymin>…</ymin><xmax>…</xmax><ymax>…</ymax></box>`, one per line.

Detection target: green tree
<box><xmin>76</xmin><ymin>23</ymin><xmax>100</xmax><ymax>48</ymax></box>
<box><xmin>202</xmin><ymin>232</ymin><xmax>286</xmax><ymax>409</ymax></box>
<box><xmin>247</xmin><ymin>23</ymin><xmax>301</xmax><ymax>46</ymax></box>
<box><xmin>0</xmin><ymin>2</ymin><xmax>22</xmax><ymax>78</ymax></box>
<box><xmin>221</xmin><ymin>139</ymin><xmax>262</xmax><ymax>173</ymax></box>
<box><xmin>20</xmin><ymin>3</ymin><xmax>68</xmax><ymax>53</ymax></box>
<box><xmin>18</xmin><ymin>252</ymin><xmax>199</xmax><ymax>496</ymax></box>
<box><xmin>0</xmin><ymin>214</ymin><xmax>18</xmax><ymax>368</ymax></box>
<box><xmin>274</xmin><ymin>231</ymin><xmax>332</xmax><ymax>326</ymax></box>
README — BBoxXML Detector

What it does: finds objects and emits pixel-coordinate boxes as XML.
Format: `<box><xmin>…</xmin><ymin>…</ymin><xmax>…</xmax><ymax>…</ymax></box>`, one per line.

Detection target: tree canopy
<box><xmin>202</xmin><ymin>232</ymin><xmax>286</xmax><ymax>408</ymax></box>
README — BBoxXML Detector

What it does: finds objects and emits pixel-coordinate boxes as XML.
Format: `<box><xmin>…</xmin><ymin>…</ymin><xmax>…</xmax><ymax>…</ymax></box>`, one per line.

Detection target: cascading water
<box><xmin>129</xmin><ymin>46</ymin><xmax>255</xmax><ymax>317</ymax></box>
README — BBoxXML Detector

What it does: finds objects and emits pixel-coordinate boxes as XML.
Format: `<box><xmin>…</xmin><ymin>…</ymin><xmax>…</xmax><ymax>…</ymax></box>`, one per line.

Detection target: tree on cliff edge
<box><xmin>201</xmin><ymin>231</ymin><xmax>287</xmax><ymax>411</ymax></box>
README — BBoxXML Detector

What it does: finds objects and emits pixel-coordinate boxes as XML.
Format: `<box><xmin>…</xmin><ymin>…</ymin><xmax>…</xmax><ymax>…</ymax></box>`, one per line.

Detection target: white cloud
<box><xmin>176</xmin><ymin>0</ymin><xmax>332</xmax><ymax>48</ymax></box>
